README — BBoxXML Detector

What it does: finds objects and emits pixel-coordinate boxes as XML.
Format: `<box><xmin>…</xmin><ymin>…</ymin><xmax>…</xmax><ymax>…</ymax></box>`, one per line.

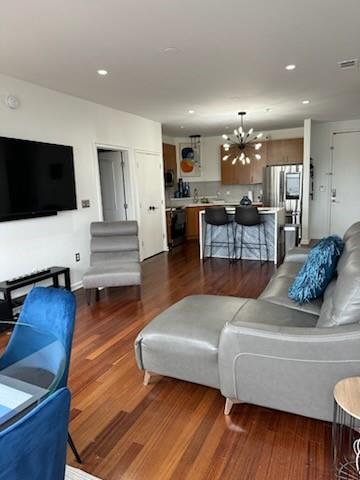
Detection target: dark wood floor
<box><xmin>69</xmin><ymin>241</ymin><xmax>332</xmax><ymax>480</ymax></box>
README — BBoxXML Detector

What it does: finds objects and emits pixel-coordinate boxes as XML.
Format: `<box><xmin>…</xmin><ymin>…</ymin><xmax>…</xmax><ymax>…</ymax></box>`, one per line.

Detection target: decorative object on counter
<box><xmin>200</xmin><ymin>197</ymin><xmax>210</xmax><ymax>204</ymax></box>
<box><xmin>193</xmin><ymin>188</ymin><xmax>199</xmax><ymax>203</ymax></box>
<box><xmin>240</xmin><ymin>195</ymin><xmax>252</xmax><ymax>206</ymax></box>
<box><xmin>288</xmin><ymin>235</ymin><xmax>344</xmax><ymax>304</ymax></box>
<box><xmin>180</xmin><ymin>135</ymin><xmax>201</xmax><ymax>177</ymax></box>
<box><xmin>221</xmin><ymin>112</ymin><xmax>262</xmax><ymax>165</ymax></box>
<box><xmin>233</xmin><ymin>206</ymin><xmax>269</xmax><ymax>263</ymax></box>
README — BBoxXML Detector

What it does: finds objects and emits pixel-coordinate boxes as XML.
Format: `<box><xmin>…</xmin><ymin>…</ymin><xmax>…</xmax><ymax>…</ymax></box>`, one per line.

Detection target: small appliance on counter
<box><xmin>174</xmin><ymin>178</ymin><xmax>191</xmax><ymax>198</ymax></box>
<box><xmin>240</xmin><ymin>195</ymin><xmax>252</xmax><ymax>206</ymax></box>
<box><xmin>164</xmin><ymin>169</ymin><xmax>175</xmax><ymax>188</ymax></box>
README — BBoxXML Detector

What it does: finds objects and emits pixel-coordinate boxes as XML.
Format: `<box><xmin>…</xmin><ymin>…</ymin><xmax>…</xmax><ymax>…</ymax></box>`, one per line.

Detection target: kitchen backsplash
<box><xmin>165</xmin><ymin>181</ymin><xmax>263</xmax><ymax>204</ymax></box>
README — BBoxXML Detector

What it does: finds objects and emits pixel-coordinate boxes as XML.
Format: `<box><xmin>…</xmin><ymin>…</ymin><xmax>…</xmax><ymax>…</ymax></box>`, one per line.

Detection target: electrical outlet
<box><xmin>81</xmin><ymin>199</ymin><xmax>90</xmax><ymax>208</ymax></box>
<box><xmin>75</xmin><ymin>253</ymin><xmax>80</xmax><ymax>262</ymax></box>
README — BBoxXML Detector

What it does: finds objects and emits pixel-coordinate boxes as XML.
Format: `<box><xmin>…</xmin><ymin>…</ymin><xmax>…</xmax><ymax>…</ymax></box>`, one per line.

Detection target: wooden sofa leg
<box><xmin>224</xmin><ymin>398</ymin><xmax>242</xmax><ymax>415</ymax></box>
<box><xmin>143</xmin><ymin>371</ymin><xmax>151</xmax><ymax>386</ymax></box>
<box><xmin>224</xmin><ymin>398</ymin><xmax>234</xmax><ymax>415</ymax></box>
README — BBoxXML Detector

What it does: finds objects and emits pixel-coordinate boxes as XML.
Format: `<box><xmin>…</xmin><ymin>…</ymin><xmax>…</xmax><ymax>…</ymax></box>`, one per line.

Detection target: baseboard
<box><xmin>71</xmin><ymin>281</ymin><xmax>83</xmax><ymax>291</ymax></box>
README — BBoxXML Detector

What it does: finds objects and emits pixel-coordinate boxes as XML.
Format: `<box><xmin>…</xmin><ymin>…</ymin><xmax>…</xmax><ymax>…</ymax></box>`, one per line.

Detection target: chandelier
<box><xmin>222</xmin><ymin>112</ymin><xmax>263</xmax><ymax>165</ymax></box>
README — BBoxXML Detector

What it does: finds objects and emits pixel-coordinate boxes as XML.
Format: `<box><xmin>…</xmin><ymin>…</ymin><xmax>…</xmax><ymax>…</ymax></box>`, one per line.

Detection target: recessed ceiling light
<box><xmin>266</xmin><ymin>108</ymin><xmax>272</xmax><ymax>112</ymax></box>
<box><xmin>97</xmin><ymin>69</ymin><xmax>108</xmax><ymax>76</ymax></box>
<box><xmin>188</xmin><ymin>109</ymin><xmax>195</xmax><ymax>114</ymax></box>
<box><xmin>285</xmin><ymin>64</ymin><xmax>296</xmax><ymax>71</ymax></box>
<box><xmin>302</xmin><ymin>100</ymin><xmax>310</xmax><ymax>104</ymax></box>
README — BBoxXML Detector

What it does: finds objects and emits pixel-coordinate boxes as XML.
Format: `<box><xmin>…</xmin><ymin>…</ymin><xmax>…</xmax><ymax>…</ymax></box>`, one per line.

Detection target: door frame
<box><xmin>328</xmin><ymin>130</ymin><xmax>360</xmax><ymax>234</ymax></box>
<box><xmin>94</xmin><ymin>143</ymin><xmax>136</xmax><ymax>223</ymax></box>
<box><xmin>134</xmin><ymin>149</ymin><xmax>168</xmax><ymax>260</ymax></box>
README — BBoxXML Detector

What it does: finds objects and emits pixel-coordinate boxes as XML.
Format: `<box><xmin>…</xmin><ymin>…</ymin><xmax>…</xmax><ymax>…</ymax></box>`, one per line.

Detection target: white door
<box><xmin>330</xmin><ymin>131</ymin><xmax>360</xmax><ymax>236</ymax></box>
<box><xmin>98</xmin><ymin>151</ymin><xmax>127</xmax><ymax>221</ymax></box>
<box><xmin>136</xmin><ymin>151</ymin><xmax>165</xmax><ymax>259</ymax></box>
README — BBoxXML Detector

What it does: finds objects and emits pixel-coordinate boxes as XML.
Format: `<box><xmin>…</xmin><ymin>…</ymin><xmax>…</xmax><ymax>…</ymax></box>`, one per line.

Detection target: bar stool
<box><xmin>233</xmin><ymin>206</ymin><xmax>269</xmax><ymax>262</ymax></box>
<box><xmin>203</xmin><ymin>207</ymin><xmax>232</xmax><ymax>262</ymax></box>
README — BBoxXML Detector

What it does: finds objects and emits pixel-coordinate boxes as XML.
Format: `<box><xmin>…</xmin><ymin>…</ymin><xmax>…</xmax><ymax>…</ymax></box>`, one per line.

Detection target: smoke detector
<box><xmin>338</xmin><ymin>58</ymin><xmax>358</xmax><ymax>70</ymax></box>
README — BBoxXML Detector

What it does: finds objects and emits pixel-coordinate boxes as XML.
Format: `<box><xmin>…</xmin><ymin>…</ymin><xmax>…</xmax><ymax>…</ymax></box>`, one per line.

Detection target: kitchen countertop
<box><xmin>166</xmin><ymin>202</ymin><xmax>263</xmax><ymax>209</ymax></box>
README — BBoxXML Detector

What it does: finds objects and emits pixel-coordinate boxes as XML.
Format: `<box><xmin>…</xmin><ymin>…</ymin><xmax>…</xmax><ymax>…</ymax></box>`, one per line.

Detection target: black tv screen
<box><xmin>0</xmin><ymin>136</ymin><xmax>77</xmax><ymax>222</ymax></box>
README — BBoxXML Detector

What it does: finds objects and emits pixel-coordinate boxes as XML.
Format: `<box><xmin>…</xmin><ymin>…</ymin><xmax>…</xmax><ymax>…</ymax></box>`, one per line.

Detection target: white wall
<box><xmin>0</xmin><ymin>74</ymin><xmax>163</xmax><ymax>289</ymax></box>
<box><xmin>310</xmin><ymin>118</ymin><xmax>360</xmax><ymax>239</ymax></box>
<box><xmin>163</xmin><ymin>127</ymin><xmax>304</xmax><ymax>182</ymax></box>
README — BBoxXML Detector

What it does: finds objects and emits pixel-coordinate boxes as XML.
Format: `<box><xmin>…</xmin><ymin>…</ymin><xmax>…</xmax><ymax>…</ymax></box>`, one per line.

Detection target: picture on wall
<box><xmin>179</xmin><ymin>142</ymin><xmax>201</xmax><ymax>177</ymax></box>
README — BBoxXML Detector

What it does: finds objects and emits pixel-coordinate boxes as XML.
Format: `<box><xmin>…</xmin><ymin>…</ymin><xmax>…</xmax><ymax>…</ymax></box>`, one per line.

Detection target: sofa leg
<box><xmin>224</xmin><ymin>398</ymin><xmax>243</xmax><ymax>415</ymax></box>
<box><xmin>143</xmin><ymin>370</ymin><xmax>151</xmax><ymax>386</ymax></box>
<box><xmin>224</xmin><ymin>398</ymin><xmax>234</xmax><ymax>415</ymax></box>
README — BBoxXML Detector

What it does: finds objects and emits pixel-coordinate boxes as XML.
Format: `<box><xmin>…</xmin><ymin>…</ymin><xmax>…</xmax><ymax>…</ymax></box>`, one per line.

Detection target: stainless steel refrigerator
<box><xmin>263</xmin><ymin>164</ymin><xmax>303</xmax><ymax>226</ymax></box>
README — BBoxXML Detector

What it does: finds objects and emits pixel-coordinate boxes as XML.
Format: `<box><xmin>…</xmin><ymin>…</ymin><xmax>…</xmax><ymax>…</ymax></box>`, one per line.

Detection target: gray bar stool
<box><xmin>233</xmin><ymin>206</ymin><xmax>269</xmax><ymax>262</ymax></box>
<box><xmin>203</xmin><ymin>207</ymin><xmax>232</xmax><ymax>262</ymax></box>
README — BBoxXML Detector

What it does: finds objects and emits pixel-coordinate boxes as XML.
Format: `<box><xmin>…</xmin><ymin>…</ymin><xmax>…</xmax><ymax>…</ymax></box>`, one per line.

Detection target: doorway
<box><xmin>329</xmin><ymin>131</ymin><xmax>360</xmax><ymax>236</ymax></box>
<box><xmin>97</xmin><ymin>148</ymin><xmax>130</xmax><ymax>221</ymax></box>
<box><xmin>135</xmin><ymin>151</ymin><xmax>166</xmax><ymax>259</ymax></box>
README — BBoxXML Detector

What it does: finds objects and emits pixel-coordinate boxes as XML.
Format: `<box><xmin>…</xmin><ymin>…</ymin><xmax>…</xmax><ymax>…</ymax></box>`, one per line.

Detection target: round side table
<box><xmin>333</xmin><ymin>377</ymin><xmax>360</xmax><ymax>479</ymax></box>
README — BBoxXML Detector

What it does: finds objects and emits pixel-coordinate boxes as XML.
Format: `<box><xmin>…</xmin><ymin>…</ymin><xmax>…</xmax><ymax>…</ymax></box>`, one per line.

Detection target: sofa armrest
<box><xmin>218</xmin><ymin>320</ymin><xmax>360</xmax><ymax>420</ymax></box>
<box><xmin>284</xmin><ymin>246</ymin><xmax>311</xmax><ymax>263</ymax></box>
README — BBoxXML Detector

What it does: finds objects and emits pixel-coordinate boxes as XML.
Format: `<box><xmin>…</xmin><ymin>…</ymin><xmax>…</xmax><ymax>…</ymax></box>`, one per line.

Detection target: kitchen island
<box><xmin>199</xmin><ymin>207</ymin><xmax>285</xmax><ymax>264</ymax></box>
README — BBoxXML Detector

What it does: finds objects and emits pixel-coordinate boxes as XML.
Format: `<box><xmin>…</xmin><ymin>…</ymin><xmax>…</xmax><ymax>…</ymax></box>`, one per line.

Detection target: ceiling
<box><xmin>1</xmin><ymin>0</ymin><xmax>360</xmax><ymax>136</ymax></box>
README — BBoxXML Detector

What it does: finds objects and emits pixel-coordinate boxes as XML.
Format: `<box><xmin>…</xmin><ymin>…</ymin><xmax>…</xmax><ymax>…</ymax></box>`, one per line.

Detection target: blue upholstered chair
<box><xmin>0</xmin><ymin>387</ymin><xmax>70</xmax><ymax>480</ymax></box>
<box><xmin>0</xmin><ymin>287</ymin><xmax>81</xmax><ymax>462</ymax></box>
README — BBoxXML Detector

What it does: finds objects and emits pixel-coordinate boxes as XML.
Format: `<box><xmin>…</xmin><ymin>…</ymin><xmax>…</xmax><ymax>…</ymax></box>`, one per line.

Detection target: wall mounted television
<box><xmin>0</xmin><ymin>136</ymin><xmax>77</xmax><ymax>222</ymax></box>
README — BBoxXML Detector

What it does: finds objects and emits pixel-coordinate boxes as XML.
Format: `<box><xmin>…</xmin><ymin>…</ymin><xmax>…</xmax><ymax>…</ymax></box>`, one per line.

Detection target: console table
<box><xmin>0</xmin><ymin>267</ymin><xmax>70</xmax><ymax>321</ymax></box>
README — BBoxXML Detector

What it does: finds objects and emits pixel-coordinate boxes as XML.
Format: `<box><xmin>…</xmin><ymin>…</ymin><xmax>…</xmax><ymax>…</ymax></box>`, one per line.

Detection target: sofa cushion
<box><xmin>343</xmin><ymin>222</ymin><xmax>360</xmax><ymax>242</ymax></box>
<box><xmin>318</xmin><ymin>234</ymin><xmax>360</xmax><ymax>327</ymax></box>
<box><xmin>83</xmin><ymin>263</ymin><xmax>141</xmax><ymax>288</ymax></box>
<box><xmin>288</xmin><ymin>236</ymin><xmax>344</xmax><ymax>303</ymax></box>
<box><xmin>229</xmin><ymin>299</ymin><xmax>319</xmax><ymax>330</ymax></box>
<box><xmin>135</xmin><ymin>295</ymin><xmax>246</xmax><ymax>389</ymax></box>
<box><xmin>260</xmin><ymin>263</ymin><xmax>322</xmax><ymax>315</ymax></box>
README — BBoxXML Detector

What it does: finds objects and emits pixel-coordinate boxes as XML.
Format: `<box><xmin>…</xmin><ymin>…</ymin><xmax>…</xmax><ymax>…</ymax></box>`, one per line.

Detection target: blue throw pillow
<box><xmin>288</xmin><ymin>235</ymin><xmax>344</xmax><ymax>304</ymax></box>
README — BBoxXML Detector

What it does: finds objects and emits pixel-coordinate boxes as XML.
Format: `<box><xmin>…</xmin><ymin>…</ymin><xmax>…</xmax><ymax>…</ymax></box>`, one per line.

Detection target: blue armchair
<box><xmin>0</xmin><ymin>387</ymin><xmax>70</xmax><ymax>480</ymax></box>
<box><xmin>0</xmin><ymin>287</ymin><xmax>81</xmax><ymax>462</ymax></box>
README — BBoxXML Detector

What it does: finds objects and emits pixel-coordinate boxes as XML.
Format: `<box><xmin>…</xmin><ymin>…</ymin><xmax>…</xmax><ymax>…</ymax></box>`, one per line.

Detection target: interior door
<box><xmin>98</xmin><ymin>151</ymin><xmax>127</xmax><ymax>221</ymax></box>
<box><xmin>136</xmin><ymin>151</ymin><xmax>165</xmax><ymax>259</ymax></box>
<box><xmin>330</xmin><ymin>131</ymin><xmax>360</xmax><ymax>236</ymax></box>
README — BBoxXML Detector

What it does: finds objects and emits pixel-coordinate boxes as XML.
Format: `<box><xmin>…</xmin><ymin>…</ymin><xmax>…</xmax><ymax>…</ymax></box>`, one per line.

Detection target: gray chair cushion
<box><xmin>135</xmin><ymin>295</ymin><xmax>247</xmax><ymax>389</ymax></box>
<box><xmin>259</xmin><ymin>262</ymin><xmax>322</xmax><ymax>316</ymax></box>
<box><xmin>83</xmin><ymin>263</ymin><xmax>141</xmax><ymax>288</ymax></box>
<box><xmin>91</xmin><ymin>221</ymin><xmax>138</xmax><ymax>236</ymax></box>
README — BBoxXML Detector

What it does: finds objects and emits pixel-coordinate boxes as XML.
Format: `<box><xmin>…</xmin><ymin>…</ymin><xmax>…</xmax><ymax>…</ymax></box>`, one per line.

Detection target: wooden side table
<box><xmin>333</xmin><ymin>377</ymin><xmax>360</xmax><ymax>479</ymax></box>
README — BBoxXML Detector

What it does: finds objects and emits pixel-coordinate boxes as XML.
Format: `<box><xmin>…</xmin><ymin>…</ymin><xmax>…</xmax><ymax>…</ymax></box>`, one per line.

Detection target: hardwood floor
<box><xmin>69</xmin><ymin>241</ymin><xmax>332</xmax><ymax>480</ymax></box>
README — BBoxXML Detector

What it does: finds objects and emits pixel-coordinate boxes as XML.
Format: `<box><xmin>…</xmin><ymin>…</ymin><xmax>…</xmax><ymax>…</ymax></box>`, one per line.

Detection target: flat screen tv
<box><xmin>0</xmin><ymin>136</ymin><xmax>77</xmax><ymax>222</ymax></box>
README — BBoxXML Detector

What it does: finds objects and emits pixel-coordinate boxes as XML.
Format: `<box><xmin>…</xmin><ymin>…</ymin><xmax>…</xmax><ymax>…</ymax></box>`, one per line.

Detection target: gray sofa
<box><xmin>135</xmin><ymin>222</ymin><xmax>360</xmax><ymax>421</ymax></box>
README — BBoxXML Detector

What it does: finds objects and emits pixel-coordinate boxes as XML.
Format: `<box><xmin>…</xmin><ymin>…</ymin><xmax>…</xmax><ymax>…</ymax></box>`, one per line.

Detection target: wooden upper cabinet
<box><xmin>221</xmin><ymin>142</ymin><xmax>267</xmax><ymax>185</ymax></box>
<box><xmin>266</xmin><ymin>138</ymin><xmax>303</xmax><ymax>165</ymax></box>
<box><xmin>162</xmin><ymin>143</ymin><xmax>177</xmax><ymax>172</ymax></box>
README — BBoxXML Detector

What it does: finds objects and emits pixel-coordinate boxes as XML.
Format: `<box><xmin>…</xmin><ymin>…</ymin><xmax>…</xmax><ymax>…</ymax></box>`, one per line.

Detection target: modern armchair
<box><xmin>83</xmin><ymin>221</ymin><xmax>141</xmax><ymax>303</ymax></box>
<box><xmin>0</xmin><ymin>287</ymin><xmax>82</xmax><ymax>463</ymax></box>
<box><xmin>0</xmin><ymin>387</ymin><xmax>70</xmax><ymax>480</ymax></box>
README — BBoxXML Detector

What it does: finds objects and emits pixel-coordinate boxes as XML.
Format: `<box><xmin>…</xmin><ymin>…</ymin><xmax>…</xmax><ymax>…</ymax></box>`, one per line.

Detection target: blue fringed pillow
<box><xmin>288</xmin><ymin>235</ymin><xmax>344</xmax><ymax>304</ymax></box>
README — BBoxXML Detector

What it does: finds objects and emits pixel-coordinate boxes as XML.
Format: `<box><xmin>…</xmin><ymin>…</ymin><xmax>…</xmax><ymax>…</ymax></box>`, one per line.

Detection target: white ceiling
<box><xmin>1</xmin><ymin>0</ymin><xmax>360</xmax><ymax>136</ymax></box>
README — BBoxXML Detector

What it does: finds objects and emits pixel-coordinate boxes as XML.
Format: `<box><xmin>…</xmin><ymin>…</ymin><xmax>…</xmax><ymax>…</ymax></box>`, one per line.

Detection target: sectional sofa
<box><xmin>135</xmin><ymin>222</ymin><xmax>360</xmax><ymax>421</ymax></box>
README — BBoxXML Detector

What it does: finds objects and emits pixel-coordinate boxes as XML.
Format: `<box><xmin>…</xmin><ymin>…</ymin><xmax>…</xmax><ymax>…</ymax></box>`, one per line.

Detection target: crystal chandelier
<box><xmin>222</xmin><ymin>112</ymin><xmax>263</xmax><ymax>165</ymax></box>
